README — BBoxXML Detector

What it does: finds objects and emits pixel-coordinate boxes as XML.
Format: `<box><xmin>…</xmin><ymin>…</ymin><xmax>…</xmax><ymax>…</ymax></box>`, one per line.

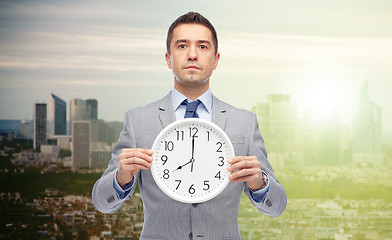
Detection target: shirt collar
<box><xmin>171</xmin><ymin>88</ymin><xmax>212</xmax><ymax>113</ymax></box>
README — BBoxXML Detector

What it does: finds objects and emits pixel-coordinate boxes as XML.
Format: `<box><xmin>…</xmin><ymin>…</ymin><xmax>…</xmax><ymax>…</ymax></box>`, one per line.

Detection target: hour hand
<box><xmin>173</xmin><ymin>160</ymin><xmax>192</xmax><ymax>172</ymax></box>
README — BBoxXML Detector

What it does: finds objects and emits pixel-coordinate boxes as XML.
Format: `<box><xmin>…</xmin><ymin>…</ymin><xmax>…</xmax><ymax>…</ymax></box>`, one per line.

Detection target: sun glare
<box><xmin>308</xmin><ymin>82</ymin><xmax>339</xmax><ymax>118</ymax></box>
<box><xmin>297</xmin><ymin>68</ymin><xmax>347</xmax><ymax>121</ymax></box>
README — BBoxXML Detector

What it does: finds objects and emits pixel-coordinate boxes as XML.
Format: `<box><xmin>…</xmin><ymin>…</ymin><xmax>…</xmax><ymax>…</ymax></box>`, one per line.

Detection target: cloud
<box><xmin>214</xmin><ymin>33</ymin><xmax>392</xmax><ymax>77</ymax></box>
<box><xmin>0</xmin><ymin>1</ymin><xmax>171</xmax><ymax>72</ymax></box>
<box><xmin>221</xmin><ymin>33</ymin><xmax>392</xmax><ymax>59</ymax></box>
<box><xmin>0</xmin><ymin>28</ymin><xmax>167</xmax><ymax>71</ymax></box>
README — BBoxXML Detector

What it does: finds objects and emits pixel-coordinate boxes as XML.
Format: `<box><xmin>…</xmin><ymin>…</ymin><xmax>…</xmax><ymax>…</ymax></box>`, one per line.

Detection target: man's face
<box><xmin>165</xmin><ymin>23</ymin><xmax>220</xmax><ymax>89</ymax></box>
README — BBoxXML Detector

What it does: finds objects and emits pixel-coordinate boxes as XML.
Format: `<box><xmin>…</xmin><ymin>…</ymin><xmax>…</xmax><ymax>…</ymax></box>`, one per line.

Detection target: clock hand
<box><xmin>173</xmin><ymin>160</ymin><xmax>192</xmax><ymax>172</ymax></box>
<box><xmin>191</xmin><ymin>136</ymin><xmax>195</xmax><ymax>159</ymax></box>
<box><xmin>191</xmin><ymin>136</ymin><xmax>195</xmax><ymax>173</ymax></box>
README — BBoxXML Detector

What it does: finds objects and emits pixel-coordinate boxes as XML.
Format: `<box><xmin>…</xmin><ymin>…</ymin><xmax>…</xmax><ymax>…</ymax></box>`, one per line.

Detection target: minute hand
<box><xmin>192</xmin><ymin>136</ymin><xmax>195</xmax><ymax>159</ymax></box>
<box><xmin>191</xmin><ymin>136</ymin><xmax>195</xmax><ymax>172</ymax></box>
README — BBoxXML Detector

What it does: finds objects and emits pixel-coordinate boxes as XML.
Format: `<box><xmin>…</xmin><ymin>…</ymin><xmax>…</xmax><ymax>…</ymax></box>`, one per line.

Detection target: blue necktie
<box><xmin>182</xmin><ymin>100</ymin><xmax>201</xmax><ymax>118</ymax></box>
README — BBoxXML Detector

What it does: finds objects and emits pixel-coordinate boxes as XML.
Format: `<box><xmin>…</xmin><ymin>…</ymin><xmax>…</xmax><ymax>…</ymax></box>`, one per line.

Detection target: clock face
<box><xmin>151</xmin><ymin>118</ymin><xmax>234</xmax><ymax>203</ymax></box>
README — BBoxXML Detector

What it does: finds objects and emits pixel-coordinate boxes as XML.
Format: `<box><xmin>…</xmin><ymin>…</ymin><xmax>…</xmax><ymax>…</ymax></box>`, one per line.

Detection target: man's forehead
<box><xmin>171</xmin><ymin>23</ymin><xmax>213</xmax><ymax>42</ymax></box>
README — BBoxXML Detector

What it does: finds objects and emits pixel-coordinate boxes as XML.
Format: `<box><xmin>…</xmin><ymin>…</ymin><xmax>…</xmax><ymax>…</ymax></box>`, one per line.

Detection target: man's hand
<box><xmin>116</xmin><ymin>148</ymin><xmax>153</xmax><ymax>188</ymax></box>
<box><xmin>227</xmin><ymin>156</ymin><xmax>266</xmax><ymax>191</ymax></box>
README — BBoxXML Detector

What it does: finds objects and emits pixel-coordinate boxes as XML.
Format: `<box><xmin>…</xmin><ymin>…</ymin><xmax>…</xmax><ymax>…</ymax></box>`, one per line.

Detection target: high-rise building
<box><xmin>107</xmin><ymin>121</ymin><xmax>123</xmax><ymax>145</ymax></box>
<box><xmin>72</xmin><ymin>120</ymin><xmax>90</xmax><ymax>168</ymax></box>
<box><xmin>91</xmin><ymin>150</ymin><xmax>111</xmax><ymax>168</ymax></box>
<box><xmin>21</xmin><ymin>120</ymin><xmax>32</xmax><ymax>139</ymax></box>
<box><xmin>352</xmin><ymin>82</ymin><xmax>383</xmax><ymax>166</ymax></box>
<box><xmin>251</xmin><ymin>94</ymin><xmax>299</xmax><ymax>167</ymax></box>
<box><xmin>57</xmin><ymin>136</ymin><xmax>71</xmax><ymax>150</ymax></box>
<box><xmin>86</xmin><ymin>99</ymin><xmax>98</xmax><ymax>120</ymax></box>
<box><xmin>49</xmin><ymin>93</ymin><xmax>67</xmax><ymax>136</ymax></box>
<box><xmin>70</xmin><ymin>99</ymin><xmax>90</xmax><ymax>135</ymax></box>
<box><xmin>90</xmin><ymin>119</ymin><xmax>107</xmax><ymax>143</ymax></box>
<box><xmin>34</xmin><ymin>103</ymin><xmax>47</xmax><ymax>151</ymax></box>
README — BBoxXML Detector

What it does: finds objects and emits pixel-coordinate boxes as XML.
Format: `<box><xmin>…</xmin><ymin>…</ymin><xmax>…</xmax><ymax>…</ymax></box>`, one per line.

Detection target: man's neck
<box><xmin>174</xmin><ymin>82</ymin><xmax>209</xmax><ymax>100</ymax></box>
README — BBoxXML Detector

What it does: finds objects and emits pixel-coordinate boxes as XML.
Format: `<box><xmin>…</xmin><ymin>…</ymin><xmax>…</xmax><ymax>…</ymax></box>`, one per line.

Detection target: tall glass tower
<box><xmin>353</xmin><ymin>82</ymin><xmax>382</xmax><ymax>154</ymax></box>
<box><xmin>352</xmin><ymin>82</ymin><xmax>383</xmax><ymax>167</ymax></box>
<box><xmin>34</xmin><ymin>103</ymin><xmax>47</xmax><ymax>151</ymax></box>
<box><xmin>49</xmin><ymin>93</ymin><xmax>67</xmax><ymax>135</ymax></box>
<box><xmin>70</xmin><ymin>98</ymin><xmax>89</xmax><ymax>135</ymax></box>
<box><xmin>86</xmin><ymin>99</ymin><xmax>98</xmax><ymax>120</ymax></box>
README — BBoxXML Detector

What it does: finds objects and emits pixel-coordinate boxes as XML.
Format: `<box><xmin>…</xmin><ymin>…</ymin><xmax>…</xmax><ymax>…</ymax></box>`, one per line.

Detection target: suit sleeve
<box><xmin>92</xmin><ymin>111</ymin><xmax>139</xmax><ymax>213</ymax></box>
<box><xmin>243</xmin><ymin>113</ymin><xmax>287</xmax><ymax>217</ymax></box>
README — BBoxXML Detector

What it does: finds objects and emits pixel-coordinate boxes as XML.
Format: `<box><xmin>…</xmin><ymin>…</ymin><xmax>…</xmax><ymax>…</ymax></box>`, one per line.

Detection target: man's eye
<box><xmin>179</xmin><ymin>44</ymin><xmax>187</xmax><ymax>49</ymax></box>
<box><xmin>200</xmin><ymin>45</ymin><xmax>207</xmax><ymax>49</ymax></box>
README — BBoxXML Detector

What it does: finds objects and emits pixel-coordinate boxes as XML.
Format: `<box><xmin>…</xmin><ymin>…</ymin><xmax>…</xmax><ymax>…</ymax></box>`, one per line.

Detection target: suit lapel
<box><xmin>212</xmin><ymin>95</ymin><xmax>228</xmax><ymax>131</ymax></box>
<box><xmin>158</xmin><ymin>92</ymin><xmax>176</xmax><ymax>129</ymax></box>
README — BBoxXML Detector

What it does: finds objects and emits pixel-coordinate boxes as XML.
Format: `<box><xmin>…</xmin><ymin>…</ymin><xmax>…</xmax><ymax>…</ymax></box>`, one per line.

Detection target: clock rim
<box><xmin>151</xmin><ymin>118</ymin><xmax>235</xmax><ymax>204</ymax></box>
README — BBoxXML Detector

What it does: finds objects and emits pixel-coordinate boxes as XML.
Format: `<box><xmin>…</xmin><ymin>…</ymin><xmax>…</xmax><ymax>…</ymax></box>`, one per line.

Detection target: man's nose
<box><xmin>187</xmin><ymin>46</ymin><xmax>198</xmax><ymax>61</ymax></box>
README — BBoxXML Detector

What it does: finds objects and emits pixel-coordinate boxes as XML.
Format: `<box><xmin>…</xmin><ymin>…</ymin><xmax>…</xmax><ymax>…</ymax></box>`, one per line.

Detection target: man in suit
<box><xmin>92</xmin><ymin>12</ymin><xmax>287</xmax><ymax>239</ymax></box>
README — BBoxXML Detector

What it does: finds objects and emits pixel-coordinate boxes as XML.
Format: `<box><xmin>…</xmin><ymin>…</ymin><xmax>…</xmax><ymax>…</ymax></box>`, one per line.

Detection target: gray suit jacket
<box><xmin>92</xmin><ymin>92</ymin><xmax>287</xmax><ymax>240</ymax></box>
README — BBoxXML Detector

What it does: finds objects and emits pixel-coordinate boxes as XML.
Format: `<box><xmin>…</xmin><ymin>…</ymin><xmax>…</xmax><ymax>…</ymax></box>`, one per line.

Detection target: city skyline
<box><xmin>4</xmin><ymin>82</ymin><xmax>390</xmax><ymax>144</ymax></box>
<box><xmin>4</xmin><ymin>81</ymin><xmax>387</xmax><ymax>169</ymax></box>
<box><xmin>0</xmin><ymin>1</ymin><xmax>391</xmax><ymax>140</ymax></box>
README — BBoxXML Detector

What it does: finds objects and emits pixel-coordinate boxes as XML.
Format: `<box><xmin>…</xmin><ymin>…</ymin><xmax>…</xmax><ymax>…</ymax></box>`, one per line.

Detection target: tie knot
<box><xmin>182</xmin><ymin>100</ymin><xmax>201</xmax><ymax>118</ymax></box>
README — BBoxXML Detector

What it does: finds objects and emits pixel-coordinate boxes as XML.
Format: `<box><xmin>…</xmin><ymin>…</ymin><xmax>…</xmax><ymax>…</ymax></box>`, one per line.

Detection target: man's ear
<box><xmin>213</xmin><ymin>52</ymin><xmax>220</xmax><ymax>70</ymax></box>
<box><xmin>165</xmin><ymin>52</ymin><xmax>172</xmax><ymax>69</ymax></box>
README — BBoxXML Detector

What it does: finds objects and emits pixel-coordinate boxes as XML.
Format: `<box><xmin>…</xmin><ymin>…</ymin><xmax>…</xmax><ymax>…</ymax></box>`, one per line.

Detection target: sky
<box><xmin>0</xmin><ymin>0</ymin><xmax>391</xmax><ymax>139</ymax></box>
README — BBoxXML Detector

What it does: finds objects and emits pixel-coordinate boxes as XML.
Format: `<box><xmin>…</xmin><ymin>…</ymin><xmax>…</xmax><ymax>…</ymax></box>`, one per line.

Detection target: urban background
<box><xmin>1</xmin><ymin>81</ymin><xmax>391</xmax><ymax>239</ymax></box>
<box><xmin>1</xmin><ymin>1</ymin><xmax>392</xmax><ymax>240</ymax></box>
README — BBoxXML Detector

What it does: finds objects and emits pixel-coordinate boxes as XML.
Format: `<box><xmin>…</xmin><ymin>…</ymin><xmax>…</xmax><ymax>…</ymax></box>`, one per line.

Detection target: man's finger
<box><xmin>229</xmin><ymin>168</ymin><xmax>260</xmax><ymax>180</ymax></box>
<box><xmin>122</xmin><ymin>162</ymin><xmax>151</xmax><ymax>172</ymax></box>
<box><xmin>120</xmin><ymin>151</ymin><xmax>153</xmax><ymax>163</ymax></box>
<box><xmin>228</xmin><ymin>160</ymin><xmax>260</xmax><ymax>172</ymax></box>
<box><xmin>120</xmin><ymin>157</ymin><xmax>152</xmax><ymax>168</ymax></box>
<box><xmin>228</xmin><ymin>156</ymin><xmax>256</xmax><ymax>164</ymax></box>
<box><xmin>121</xmin><ymin>148</ymin><xmax>153</xmax><ymax>156</ymax></box>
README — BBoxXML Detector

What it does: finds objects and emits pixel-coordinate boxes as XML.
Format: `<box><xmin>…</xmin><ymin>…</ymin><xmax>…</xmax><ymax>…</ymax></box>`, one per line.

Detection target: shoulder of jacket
<box><xmin>214</xmin><ymin>96</ymin><xmax>255</xmax><ymax>118</ymax></box>
<box><xmin>125</xmin><ymin>96</ymin><xmax>166</xmax><ymax>116</ymax></box>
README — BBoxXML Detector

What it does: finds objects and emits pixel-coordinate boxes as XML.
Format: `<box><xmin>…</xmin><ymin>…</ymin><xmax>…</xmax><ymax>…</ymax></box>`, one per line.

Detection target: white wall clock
<box><xmin>151</xmin><ymin>118</ymin><xmax>235</xmax><ymax>203</ymax></box>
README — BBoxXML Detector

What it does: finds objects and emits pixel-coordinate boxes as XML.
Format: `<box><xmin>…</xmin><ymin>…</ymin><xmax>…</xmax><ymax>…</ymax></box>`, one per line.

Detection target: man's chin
<box><xmin>185</xmin><ymin>79</ymin><xmax>209</xmax><ymax>87</ymax></box>
<box><xmin>176</xmin><ymin>76</ymin><xmax>208</xmax><ymax>85</ymax></box>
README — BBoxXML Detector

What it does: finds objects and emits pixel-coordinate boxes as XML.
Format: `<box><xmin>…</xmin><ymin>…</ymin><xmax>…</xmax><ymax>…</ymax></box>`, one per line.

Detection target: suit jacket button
<box><xmin>107</xmin><ymin>195</ymin><xmax>115</xmax><ymax>203</ymax></box>
<box><xmin>266</xmin><ymin>199</ymin><xmax>273</xmax><ymax>207</ymax></box>
<box><xmin>189</xmin><ymin>232</ymin><xmax>193</xmax><ymax>238</ymax></box>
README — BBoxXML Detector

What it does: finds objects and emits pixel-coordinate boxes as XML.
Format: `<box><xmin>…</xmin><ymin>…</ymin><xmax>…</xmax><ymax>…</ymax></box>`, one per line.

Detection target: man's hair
<box><xmin>166</xmin><ymin>12</ymin><xmax>218</xmax><ymax>55</ymax></box>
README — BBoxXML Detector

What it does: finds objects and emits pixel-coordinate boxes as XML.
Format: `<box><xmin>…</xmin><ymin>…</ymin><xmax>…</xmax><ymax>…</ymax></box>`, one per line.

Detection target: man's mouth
<box><xmin>184</xmin><ymin>62</ymin><xmax>201</xmax><ymax>70</ymax></box>
<box><xmin>185</xmin><ymin>65</ymin><xmax>200</xmax><ymax>70</ymax></box>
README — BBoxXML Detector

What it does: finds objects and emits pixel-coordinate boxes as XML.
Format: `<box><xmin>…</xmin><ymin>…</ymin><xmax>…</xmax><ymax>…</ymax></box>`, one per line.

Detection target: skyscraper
<box><xmin>70</xmin><ymin>98</ymin><xmax>89</xmax><ymax>135</ymax></box>
<box><xmin>34</xmin><ymin>103</ymin><xmax>47</xmax><ymax>151</ymax></box>
<box><xmin>49</xmin><ymin>93</ymin><xmax>66</xmax><ymax>135</ymax></box>
<box><xmin>86</xmin><ymin>99</ymin><xmax>98</xmax><ymax>120</ymax></box>
<box><xmin>107</xmin><ymin>121</ymin><xmax>123</xmax><ymax>145</ymax></box>
<box><xmin>352</xmin><ymin>82</ymin><xmax>383</xmax><ymax>166</ymax></box>
<box><xmin>21</xmin><ymin>120</ymin><xmax>32</xmax><ymax>139</ymax></box>
<box><xmin>72</xmin><ymin>120</ymin><xmax>90</xmax><ymax>168</ymax></box>
<box><xmin>90</xmin><ymin>119</ymin><xmax>107</xmax><ymax>143</ymax></box>
<box><xmin>251</xmin><ymin>94</ymin><xmax>299</xmax><ymax>167</ymax></box>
